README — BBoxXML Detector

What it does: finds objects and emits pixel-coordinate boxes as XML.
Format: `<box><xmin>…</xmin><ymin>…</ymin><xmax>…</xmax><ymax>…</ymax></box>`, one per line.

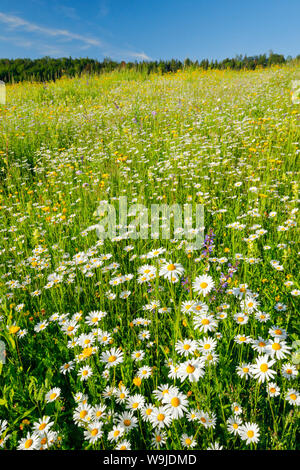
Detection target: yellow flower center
<box><xmin>170</xmin><ymin>397</ymin><xmax>180</xmax><ymax>407</ymax></box>
<box><xmin>39</xmin><ymin>423</ymin><xmax>46</xmax><ymax>431</ymax></box>
<box><xmin>260</xmin><ymin>363</ymin><xmax>268</xmax><ymax>372</ymax></box>
<box><xmin>186</xmin><ymin>364</ymin><xmax>195</xmax><ymax>374</ymax></box>
<box><xmin>247</xmin><ymin>430</ymin><xmax>254</xmax><ymax>438</ymax></box>
<box><xmin>82</xmin><ymin>347</ymin><xmax>93</xmax><ymax>358</ymax></box>
<box><xmin>80</xmin><ymin>410</ymin><xmax>87</xmax><ymax>419</ymax></box>
<box><xmin>49</xmin><ymin>393</ymin><xmax>57</xmax><ymax>400</ymax></box>
<box><xmin>157</xmin><ymin>413</ymin><xmax>165</xmax><ymax>421</ymax></box>
<box><xmin>200</xmin><ymin>282</ymin><xmax>208</xmax><ymax>289</ymax></box>
<box><xmin>201</xmin><ymin>318</ymin><xmax>209</xmax><ymax>325</ymax></box>
<box><xmin>290</xmin><ymin>394</ymin><xmax>296</xmax><ymax>401</ymax></box>
<box><xmin>91</xmin><ymin>429</ymin><xmax>98</xmax><ymax>436</ymax></box>
<box><xmin>203</xmin><ymin>344</ymin><xmax>210</xmax><ymax>349</ymax></box>
<box><xmin>167</xmin><ymin>264</ymin><xmax>176</xmax><ymax>271</ymax></box>
<box><xmin>185</xmin><ymin>438</ymin><xmax>192</xmax><ymax>446</ymax></box>
<box><xmin>124</xmin><ymin>419</ymin><xmax>131</xmax><ymax>427</ymax></box>
<box><xmin>108</xmin><ymin>355</ymin><xmax>116</xmax><ymax>363</ymax></box>
<box><xmin>272</xmin><ymin>343</ymin><xmax>281</xmax><ymax>350</ymax></box>
<box><xmin>25</xmin><ymin>439</ymin><xmax>33</xmax><ymax>449</ymax></box>
<box><xmin>183</xmin><ymin>344</ymin><xmax>191</xmax><ymax>350</ymax></box>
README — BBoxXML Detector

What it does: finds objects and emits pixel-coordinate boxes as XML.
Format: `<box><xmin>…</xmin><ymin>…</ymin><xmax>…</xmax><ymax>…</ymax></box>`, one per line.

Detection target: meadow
<box><xmin>0</xmin><ymin>65</ymin><xmax>299</xmax><ymax>450</ymax></box>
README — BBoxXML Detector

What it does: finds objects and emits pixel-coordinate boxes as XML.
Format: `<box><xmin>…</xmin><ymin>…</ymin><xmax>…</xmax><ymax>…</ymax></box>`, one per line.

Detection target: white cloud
<box><xmin>0</xmin><ymin>12</ymin><xmax>104</xmax><ymax>47</ymax></box>
<box><xmin>127</xmin><ymin>51</ymin><xmax>152</xmax><ymax>61</ymax></box>
<box><xmin>0</xmin><ymin>11</ymin><xmax>151</xmax><ymax>60</ymax></box>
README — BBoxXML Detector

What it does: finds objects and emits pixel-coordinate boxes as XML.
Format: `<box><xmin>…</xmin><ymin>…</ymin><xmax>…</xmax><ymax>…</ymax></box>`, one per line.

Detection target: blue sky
<box><xmin>0</xmin><ymin>0</ymin><xmax>299</xmax><ymax>61</ymax></box>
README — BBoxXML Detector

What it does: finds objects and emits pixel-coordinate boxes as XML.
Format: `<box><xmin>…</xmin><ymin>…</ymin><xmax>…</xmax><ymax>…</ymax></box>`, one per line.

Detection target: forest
<box><xmin>0</xmin><ymin>51</ymin><xmax>295</xmax><ymax>83</ymax></box>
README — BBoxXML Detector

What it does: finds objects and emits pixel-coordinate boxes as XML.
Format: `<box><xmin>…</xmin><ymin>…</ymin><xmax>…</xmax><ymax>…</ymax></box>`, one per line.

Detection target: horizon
<box><xmin>0</xmin><ymin>51</ymin><xmax>296</xmax><ymax>63</ymax></box>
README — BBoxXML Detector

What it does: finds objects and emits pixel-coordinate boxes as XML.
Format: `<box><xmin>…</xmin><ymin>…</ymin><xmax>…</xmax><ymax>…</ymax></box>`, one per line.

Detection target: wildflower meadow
<box><xmin>0</xmin><ymin>65</ymin><xmax>299</xmax><ymax>451</ymax></box>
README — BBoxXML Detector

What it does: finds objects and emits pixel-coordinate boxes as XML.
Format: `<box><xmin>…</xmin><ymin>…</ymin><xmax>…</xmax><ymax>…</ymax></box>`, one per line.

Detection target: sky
<box><xmin>0</xmin><ymin>0</ymin><xmax>299</xmax><ymax>62</ymax></box>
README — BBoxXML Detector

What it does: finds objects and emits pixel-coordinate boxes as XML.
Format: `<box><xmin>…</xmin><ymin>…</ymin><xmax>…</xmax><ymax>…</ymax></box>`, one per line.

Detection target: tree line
<box><xmin>0</xmin><ymin>52</ymin><xmax>297</xmax><ymax>83</ymax></box>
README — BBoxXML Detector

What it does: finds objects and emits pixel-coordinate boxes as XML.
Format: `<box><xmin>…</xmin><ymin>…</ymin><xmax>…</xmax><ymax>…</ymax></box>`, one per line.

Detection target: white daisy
<box><xmin>250</xmin><ymin>355</ymin><xmax>276</xmax><ymax>383</ymax></box>
<box><xmin>192</xmin><ymin>274</ymin><xmax>215</xmax><ymax>296</ymax></box>
<box><xmin>239</xmin><ymin>422</ymin><xmax>260</xmax><ymax>445</ymax></box>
